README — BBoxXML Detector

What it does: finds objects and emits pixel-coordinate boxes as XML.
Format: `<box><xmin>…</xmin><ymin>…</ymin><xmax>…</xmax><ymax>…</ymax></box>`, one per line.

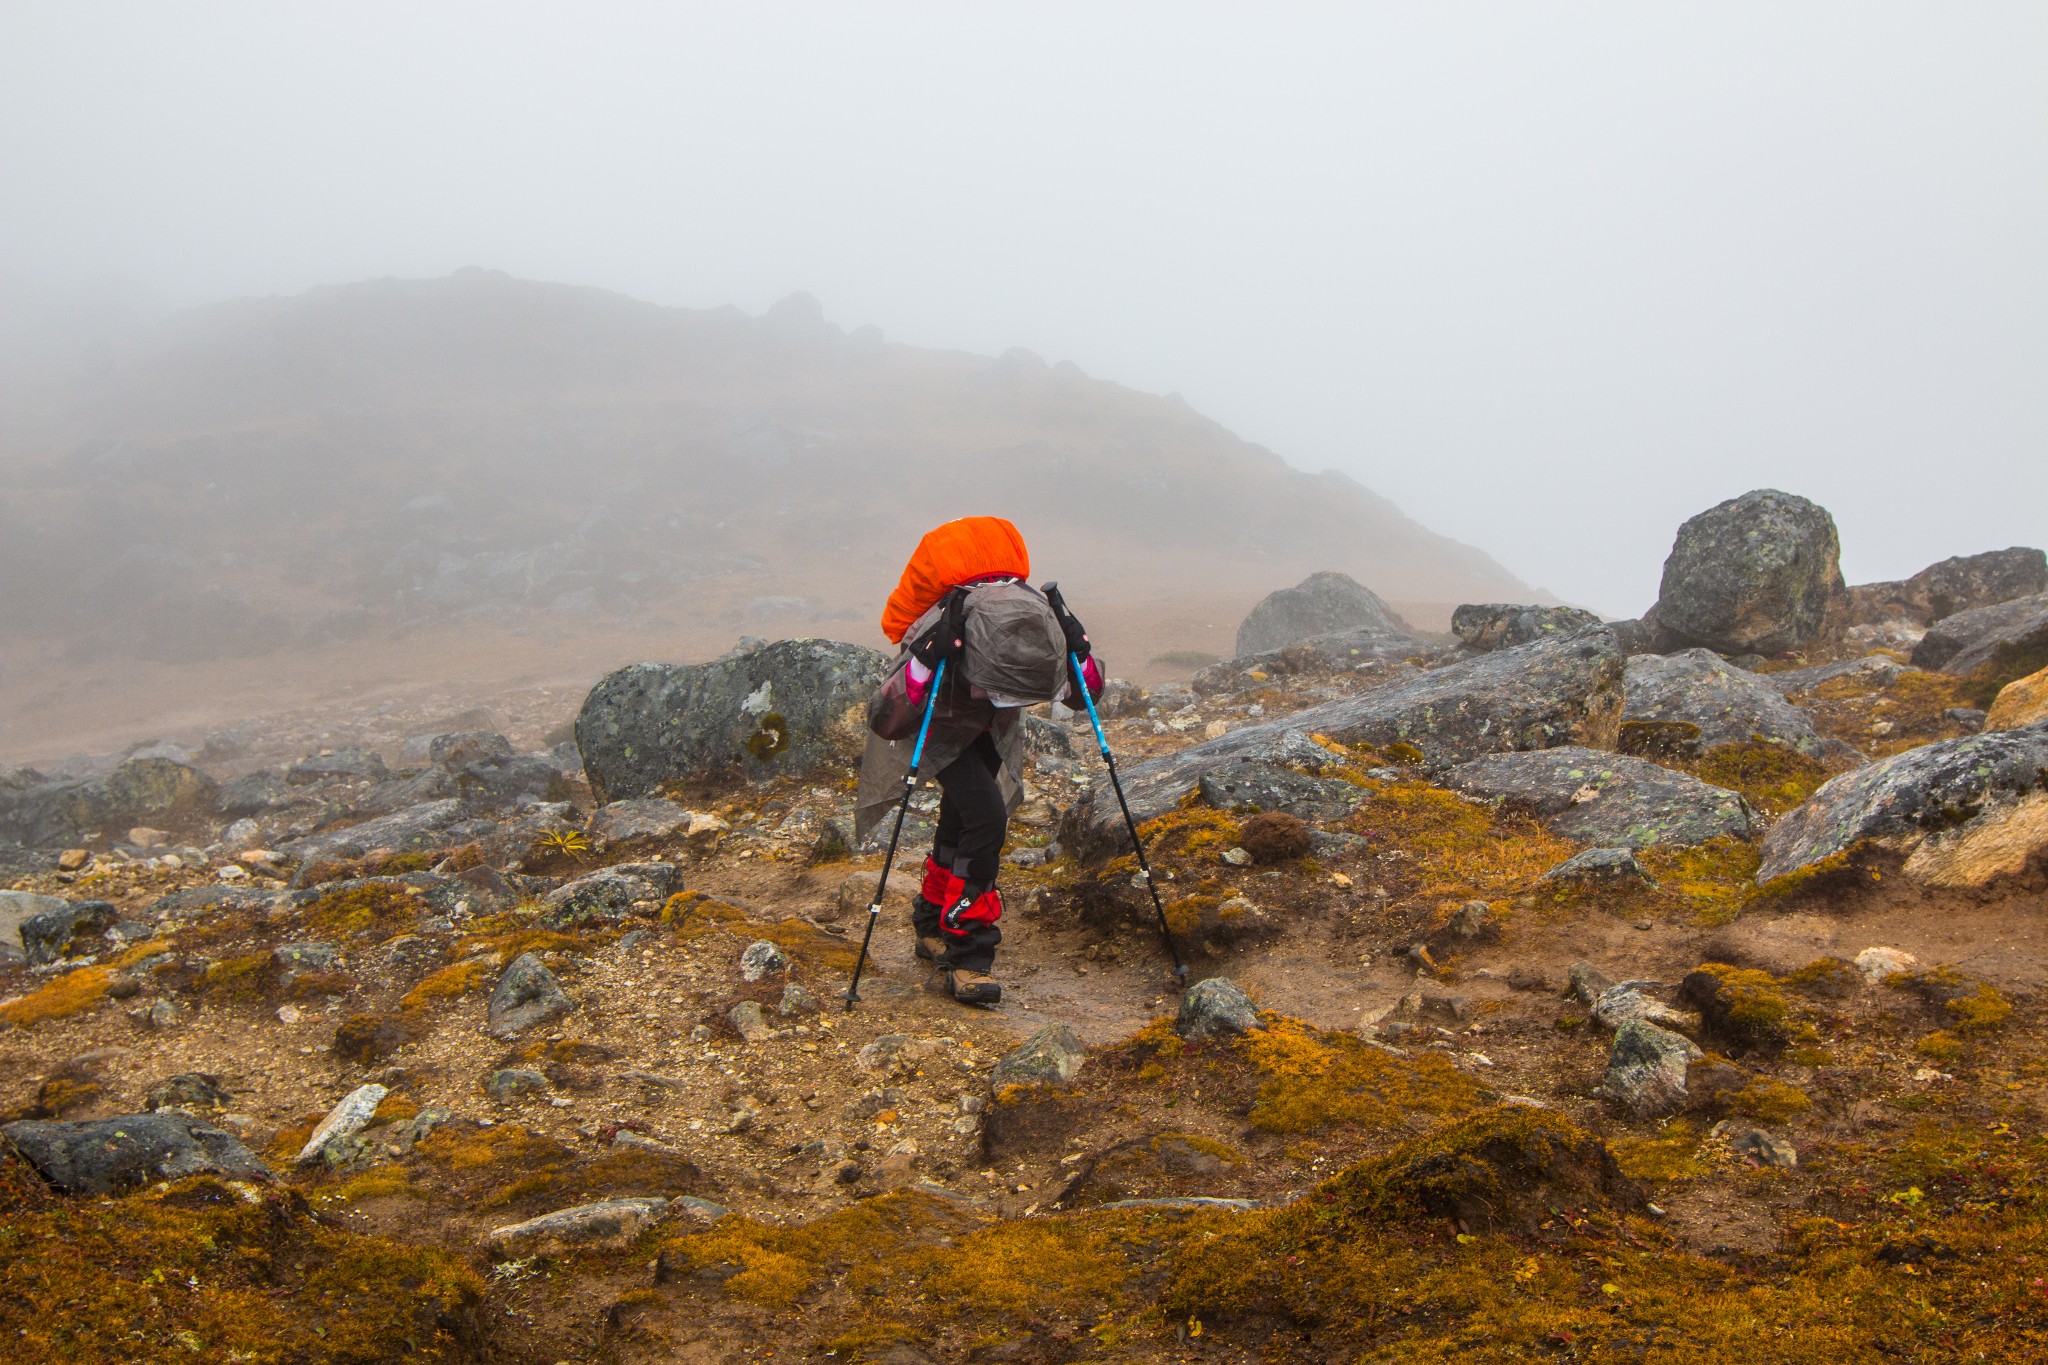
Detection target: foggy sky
<box><xmin>3</xmin><ymin>2</ymin><xmax>2043</xmax><ymax>615</ymax></box>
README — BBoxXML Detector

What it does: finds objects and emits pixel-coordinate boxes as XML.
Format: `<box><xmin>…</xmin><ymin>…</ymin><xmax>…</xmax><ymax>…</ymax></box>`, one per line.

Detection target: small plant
<box><xmin>534</xmin><ymin>828</ymin><xmax>591</xmax><ymax>861</ymax></box>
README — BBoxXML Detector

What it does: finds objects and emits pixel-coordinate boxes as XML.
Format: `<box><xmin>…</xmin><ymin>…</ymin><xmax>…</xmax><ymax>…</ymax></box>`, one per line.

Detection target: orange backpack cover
<box><xmin>880</xmin><ymin>516</ymin><xmax>1031</xmax><ymax>643</ymax></box>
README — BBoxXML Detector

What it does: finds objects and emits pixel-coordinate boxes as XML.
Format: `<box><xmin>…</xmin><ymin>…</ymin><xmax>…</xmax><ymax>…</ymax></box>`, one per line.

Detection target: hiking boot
<box><xmin>912</xmin><ymin>917</ymin><xmax>949</xmax><ymax>964</ymax></box>
<box><xmin>938</xmin><ymin>967</ymin><xmax>1002</xmax><ymax>1006</ymax></box>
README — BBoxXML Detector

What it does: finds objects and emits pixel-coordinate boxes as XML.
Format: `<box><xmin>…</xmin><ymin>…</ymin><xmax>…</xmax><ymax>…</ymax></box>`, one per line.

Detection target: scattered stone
<box><xmin>56</xmin><ymin>848</ymin><xmax>90</xmax><ymax>871</ymax></box>
<box><xmin>1235</xmin><ymin>571</ymin><xmax>1415</xmax><ymax>657</ymax></box>
<box><xmin>279</xmin><ymin>799</ymin><xmax>478</xmax><ymax>863</ymax></box>
<box><xmin>484</xmin><ymin>1197</ymin><xmax>673</xmax><ymax>1255</ymax></box>
<box><xmin>145</xmin><ymin>999</ymin><xmax>184</xmax><ymax>1029</ymax></box>
<box><xmin>1067</xmin><ymin>628</ymin><xmax>1625</xmax><ymax>855</ymax></box>
<box><xmin>1853</xmin><ymin>947</ymin><xmax>1919</xmax><ymax>984</ymax></box>
<box><xmin>587</xmin><ymin>797</ymin><xmax>691</xmax><ymax>842</ymax></box>
<box><xmin>728</xmin><ymin>1000</ymin><xmax>776</xmax><ymax>1044</ymax></box>
<box><xmin>1566</xmin><ymin>961</ymin><xmax>1612</xmax><ymax>1006</ymax></box>
<box><xmin>1621</xmin><ymin>650</ymin><xmax>1836</xmax><ymax>758</ymax></box>
<box><xmin>144</xmin><ymin>1073</ymin><xmax>231</xmax><ymax>1113</ymax></box>
<box><xmin>488</xmin><ymin>953</ymin><xmax>576</xmax><ymax>1039</ymax></box>
<box><xmin>487</xmin><ymin>1069</ymin><xmax>550</xmax><ymax>1103</ymax></box>
<box><xmin>990</xmin><ymin>1023</ymin><xmax>1087</xmax><ymax>1086</ymax></box>
<box><xmin>1597</xmin><ymin>1019</ymin><xmax>1702</xmax><ymax>1117</ymax></box>
<box><xmin>2</xmin><ymin>1112</ymin><xmax>271</xmax><ymax>1195</ymax></box>
<box><xmin>1945</xmin><ymin>707</ymin><xmax>1988</xmax><ymax>733</ymax></box>
<box><xmin>1452</xmin><ymin>603</ymin><xmax>1603</xmax><ymax>653</ymax></box>
<box><xmin>428</xmin><ymin>731</ymin><xmax>514</xmax><ymax>766</ymax></box>
<box><xmin>777</xmin><ymin>981</ymin><xmax>818</xmax><ymax>1016</ymax></box>
<box><xmin>576</xmin><ymin>639</ymin><xmax>890</xmax><ymax>803</ymax></box>
<box><xmin>1756</xmin><ymin>725</ymin><xmax>2048</xmax><ymax>888</ymax></box>
<box><xmin>1731</xmin><ymin>1129</ymin><xmax>1798</xmax><ymax>1167</ymax></box>
<box><xmin>738</xmin><ymin>940</ymin><xmax>791</xmax><ymax>982</ymax></box>
<box><xmin>1176</xmin><ymin>978</ymin><xmax>1260</xmax><ymax>1040</ymax></box>
<box><xmin>288</xmin><ymin>748</ymin><xmax>389</xmax><ymax>785</ymax></box>
<box><xmin>20</xmin><ymin>899</ymin><xmax>117</xmax><ymax>966</ymax></box>
<box><xmin>295</xmin><ymin>1083</ymin><xmax>388</xmax><ymax>1166</ymax></box>
<box><xmin>540</xmin><ymin>863</ymin><xmax>676</xmax><ymax>927</ymax></box>
<box><xmin>1647</xmin><ymin>489</ymin><xmax>1846</xmax><ymax>655</ymax></box>
<box><xmin>1590</xmin><ymin>984</ymin><xmax>1696</xmax><ymax>1033</ymax></box>
<box><xmin>0</xmin><ymin>890</ymin><xmax>69</xmax><ymax>959</ymax></box>
<box><xmin>1542</xmin><ymin>847</ymin><xmax>1655</xmax><ymax>885</ymax></box>
<box><xmin>1443</xmin><ymin>747</ymin><xmax>1754</xmax><ymax>848</ymax></box>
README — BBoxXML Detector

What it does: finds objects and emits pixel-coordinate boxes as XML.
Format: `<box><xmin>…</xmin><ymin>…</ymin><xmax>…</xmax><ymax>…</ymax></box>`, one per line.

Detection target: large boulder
<box><xmin>0</xmin><ymin>758</ymin><xmax>218</xmax><ymax>848</ymax></box>
<box><xmin>1621</xmin><ymin>650</ymin><xmax>1835</xmax><ymax>758</ymax></box>
<box><xmin>1066</xmin><ymin>628</ymin><xmax>1626</xmax><ymax>856</ymax></box>
<box><xmin>576</xmin><ymin>638</ymin><xmax>889</xmax><ymax>803</ymax></box>
<box><xmin>1910</xmin><ymin>594</ymin><xmax>2048</xmax><ymax>679</ymax></box>
<box><xmin>1234</xmin><ymin>572</ymin><xmax>1413</xmax><ymax>658</ymax></box>
<box><xmin>1988</xmin><ymin>665</ymin><xmax>2048</xmax><ymax>732</ymax></box>
<box><xmin>1756</xmin><ymin>723</ymin><xmax>2048</xmax><ymax>888</ymax></box>
<box><xmin>1649</xmin><ymin>490</ymin><xmax>1846</xmax><ymax>655</ymax></box>
<box><xmin>1849</xmin><ymin>548</ymin><xmax>2048</xmax><ymax>628</ymax></box>
<box><xmin>3</xmin><ymin>1113</ymin><xmax>271</xmax><ymax>1195</ymax></box>
<box><xmin>1452</xmin><ymin>603</ymin><xmax>1603</xmax><ymax>654</ymax></box>
<box><xmin>1442</xmin><ymin>747</ymin><xmax>1755</xmax><ymax>848</ymax></box>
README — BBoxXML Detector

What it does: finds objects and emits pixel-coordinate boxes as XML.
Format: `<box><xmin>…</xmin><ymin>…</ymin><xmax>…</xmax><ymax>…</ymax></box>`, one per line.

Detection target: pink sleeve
<box><xmin>906</xmin><ymin>656</ymin><xmax>933</xmax><ymax>703</ymax></box>
<box><xmin>1081</xmin><ymin>656</ymin><xmax>1104</xmax><ymax>693</ymax></box>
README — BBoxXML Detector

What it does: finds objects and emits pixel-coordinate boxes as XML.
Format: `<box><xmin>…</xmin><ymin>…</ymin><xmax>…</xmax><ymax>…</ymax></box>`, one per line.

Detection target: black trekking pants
<box><xmin>916</xmin><ymin>730</ymin><xmax>1005</xmax><ymax>973</ymax></box>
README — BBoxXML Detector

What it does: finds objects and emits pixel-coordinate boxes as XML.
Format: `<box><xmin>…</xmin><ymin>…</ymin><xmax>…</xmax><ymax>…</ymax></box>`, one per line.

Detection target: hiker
<box><xmin>854</xmin><ymin>516</ymin><xmax>1103</xmax><ymax>1005</ymax></box>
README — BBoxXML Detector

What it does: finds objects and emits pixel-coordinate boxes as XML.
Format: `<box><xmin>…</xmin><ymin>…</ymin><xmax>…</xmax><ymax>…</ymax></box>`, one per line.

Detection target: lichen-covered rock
<box><xmin>484</xmin><ymin>1197</ymin><xmax>673</xmax><ymax>1255</ymax></box>
<box><xmin>1622</xmin><ymin>650</ymin><xmax>1834</xmax><ymax>758</ymax></box>
<box><xmin>1068</xmin><ymin>628</ymin><xmax>1625</xmax><ymax>856</ymax></box>
<box><xmin>991</xmin><ymin>1023</ymin><xmax>1087</xmax><ymax>1086</ymax></box>
<box><xmin>587</xmin><ymin>797</ymin><xmax>692</xmax><ymax>842</ymax></box>
<box><xmin>1988</xmin><ymin>664</ymin><xmax>2048</xmax><ymax>731</ymax></box>
<box><xmin>1759</xmin><ymin>654</ymin><xmax>1913</xmax><ymax>696</ymax></box>
<box><xmin>0</xmin><ymin>758</ymin><xmax>219</xmax><ymax>848</ymax></box>
<box><xmin>1849</xmin><ymin>548</ymin><xmax>2048</xmax><ymax>627</ymax></box>
<box><xmin>1649</xmin><ymin>489</ymin><xmax>1846</xmax><ymax>655</ymax></box>
<box><xmin>0</xmin><ymin>890</ymin><xmax>71</xmax><ymax>959</ymax></box>
<box><xmin>1194</xmin><ymin>627</ymin><xmax>1428</xmax><ymax>696</ymax></box>
<box><xmin>738</xmin><ymin>940</ymin><xmax>790</xmax><ymax>982</ymax></box>
<box><xmin>486</xmin><ymin>1068</ymin><xmax>549</xmax><ymax>1103</ymax></box>
<box><xmin>1452</xmin><ymin>603</ymin><xmax>1603</xmax><ymax>653</ymax></box>
<box><xmin>539</xmin><ymin>863</ymin><xmax>676</xmax><ymax>928</ymax></box>
<box><xmin>1911</xmin><ymin>593</ymin><xmax>2048</xmax><ymax>674</ymax></box>
<box><xmin>277</xmin><ymin>798</ymin><xmax>489</xmax><ymax>863</ymax></box>
<box><xmin>1597</xmin><ymin>1019</ymin><xmax>1702</xmax><ymax>1117</ymax></box>
<box><xmin>1443</xmin><ymin>746</ymin><xmax>1754</xmax><ymax>848</ymax></box>
<box><xmin>295</xmin><ymin>1083</ymin><xmax>388</xmax><ymax>1167</ymax></box>
<box><xmin>575</xmin><ymin>638</ymin><xmax>890</xmax><ymax>803</ymax></box>
<box><xmin>1542</xmin><ymin>847</ymin><xmax>1654</xmax><ymax>885</ymax></box>
<box><xmin>728</xmin><ymin>1000</ymin><xmax>775</xmax><ymax>1043</ymax></box>
<box><xmin>1195</xmin><ymin>761</ymin><xmax>1365</xmax><ymax>822</ymax></box>
<box><xmin>488</xmin><ymin>952</ymin><xmax>575</xmax><ymax>1039</ymax></box>
<box><xmin>452</xmin><ymin>755</ymin><xmax>572</xmax><ymax>810</ymax></box>
<box><xmin>1755</xmin><ymin>724</ymin><xmax>2048</xmax><ymax>887</ymax></box>
<box><xmin>3</xmin><ymin>1112</ymin><xmax>272</xmax><ymax>1194</ymax></box>
<box><xmin>1235</xmin><ymin>571</ymin><xmax>1413</xmax><ymax>658</ymax></box>
<box><xmin>19</xmin><ymin>899</ymin><xmax>116</xmax><ymax>966</ymax></box>
<box><xmin>1176</xmin><ymin>978</ymin><xmax>1260</xmax><ymax>1040</ymax></box>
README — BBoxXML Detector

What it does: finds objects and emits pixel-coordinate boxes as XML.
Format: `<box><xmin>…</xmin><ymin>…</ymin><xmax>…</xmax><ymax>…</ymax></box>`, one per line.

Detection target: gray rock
<box><xmin>539</xmin><ymin>862</ymin><xmax>676</xmax><ymax>928</ymax></box>
<box><xmin>215</xmin><ymin>770</ymin><xmax>291</xmax><ymax>819</ymax></box>
<box><xmin>271</xmin><ymin>941</ymin><xmax>338</xmax><ymax>975</ymax></box>
<box><xmin>738</xmin><ymin>940</ymin><xmax>790</xmax><ymax>982</ymax></box>
<box><xmin>355</xmin><ymin>768</ymin><xmax>459</xmax><ymax>817</ymax></box>
<box><xmin>989</xmin><ymin>1023</ymin><xmax>1087</xmax><ymax>1085</ymax></box>
<box><xmin>1309</xmin><ymin>830</ymin><xmax>1370</xmax><ymax>859</ymax></box>
<box><xmin>1443</xmin><ymin>747</ymin><xmax>1755</xmax><ymax>848</ymax></box>
<box><xmin>428</xmin><ymin>731</ymin><xmax>515</xmax><ymax>766</ymax></box>
<box><xmin>1911</xmin><ymin>593</ymin><xmax>2048</xmax><ymax>677</ymax></box>
<box><xmin>453</xmin><ymin>755</ymin><xmax>573</xmax><ymax>811</ymax></box>
<box><xmin>1542</xmin><ymin>847</ymin><xmax>1655</xmax><ymax>885</ymax></box>
<box><xmin>1021</xmin><ymin>714</ymin><xmax>1073</xmax><ymax>759</ymax></box>
<box><xmin>484</xmin><ymin>1197</ymin><xmax>673</xmax><ymax>1254</ymax></box>
<box><xmin>295</xmin><ymin>1083</ymin><xmax>388</xmax><ymax>1167</ymax></box>
<box><xmin>287</xmin><ymin>748</ymin><xmax>389</xmax><ymax>786</ymax></box>
<box><xmin>575</xmin><ymin>638</ymin><xmax>890</xmax><ymax>803</ymax></box>
<box><xmin>488</xmin><ymin>952</ymin><xmax>576</xmax><ymax>1039</ymax></box>
<box><xmin>0</xmin><ymin>758</ymin><xmax>219</xmax><ymax>849</ymax></box>
<box><xmin>1760</xmin><ymin>654</ymin><xmax>1914</xmax><ymax>696</ymax></box>
<box><xmin>777</xmin><ymin>981</ymin><xmax>818</xmax><ymax>1016</ymax></box>
<box><xmin>145</xmin><ymin>998</ymin><xmax>184</xmax><ymax>1029</ymax></box>
<box><xmin>2</xmin><ymin>1112</ymin><xmax>271</xmax><ymax>1194</ymax></box>
<box><xmin>1175</xmin><ymin>978</ymin><xmax>1260</xmax><ymax>1040</ymax></box>
<box><xmin>1755</xmin><ymin>724</ymin><xmax>2048</xmax><ymax>886</ymax></box>
<box><xmin>1196</xmin><ymin>760</ymin><xmax>1366</xmax><ymax>822</ymax></box>
<box><xmin>1597</xmin><ymin>1019</ymin><xmax>1702</xmax><ymax>1117</ymax></box>
<box><xmin>1731</xmin><ymin>1129</ymin><xmax>1798</xmax><ymax>1167</ymax></box>
<box><xmin>277</xmin><ymin>799</ymin><xmax>475</xmax><ymax>862</ymax></box>
<box><xmin>144</xmin><ymin>1073</ymin><xmax>231</xmax><ymax>1113</ymax></box>
<box><xmin>1945</xmin><ymin>707</ymin><xmax>1988</xmax><ymax>733</ymax></box>
<box><xmin>587</xmin><ymin>798</ymin><xmax>691</xmax><ymax>843</ymax></box>
<box><xmin>1194</xmin><ymin>625</ymin><xmax>1431</xmax><ymax>695</ymax></box>
<box><xmin>1453</xmin><ymin>603</ymin><xmax>1604</xmax><ymax>653</ymax></box>
<box><xmin>0</xmin><ymin>890</ymin><xmax>72</xmax><ymax>956</ymax></box>
<box><xmin>1068</xmin><ymin>628</ymin><xmax>1626</xmax><ymax>856</ymax></box>
<box><xmin>1849</xmin><ymin>548</ymin><xmax>2048</xmax><ymax>628</ymax></box>
<box><xmin>1235</xmin><ymin>572</ymin><xmax>1413</xmax><ymax>658</ymax></box>
<box><xmin>1591</xmin><ymin>984</ymin><xmax>1695</xmax><ymax>1032</ymax></box>
<box><xmin>1650</xmin><ymin>489</ymin><xmax>1846</xmax><ymax>655</ymax></box>
<box><xmin>20</xmin><ymin>900</ymin><xmax>117</xmax><ymax>966</ymax></box>
<box><xmin>486</xmin><ymin>1068</ymin><xmax>549</xmax><ymax>1103</ymax></box>
<box><xmin>1567</xmin><ymin>961</ymin><xmax>1613</xmax><ymax>1006</ymax></box>
<box><xmin>1622</xmin><ymin>650</ymin><xmax>1833</xmax><ymax>758</ymax></box>
<box><xmin>728</xmin><ymin>1000</ymin><xmax>775</xmax><ymax>1043</ymax></box>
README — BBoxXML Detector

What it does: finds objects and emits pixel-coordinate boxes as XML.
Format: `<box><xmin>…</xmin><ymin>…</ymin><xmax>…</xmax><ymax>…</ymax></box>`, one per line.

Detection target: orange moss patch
<box><xmin>399</xmin><ymin>958</ymin><xmax>491</xmax><ymax>1010</ymax></box>
<box><xmin>1344</xmin><ymin>779</ymin><xmax>1577</xmax><ymax>911</ymax></box>
<box><xmin>1689</xmin><ymin>742</ymin><xmax>1829</xmax><ymax>815</ymax></box>
<box><xmin>0</xmin><ymin>965</ymin><xmax>112</xmax><ymax>1028</ymax></box>
<box><xmin>1240</xmin><ymin>1019</ymin><xmax>1487</xmax><ymax>1134</ymax></box>
<box><xmin>302</xmin><ymin>881</ymin><xmax>421</xmax><ymax>943</ymax></box>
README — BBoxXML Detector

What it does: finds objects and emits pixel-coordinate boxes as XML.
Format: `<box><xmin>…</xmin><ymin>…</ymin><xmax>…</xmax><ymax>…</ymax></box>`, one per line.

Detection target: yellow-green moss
<box><xmin>1691</xmin><ymin>742</ymin><xmax>1829</xmax><ymax>816</ymax></box>
<box><xmin>303</xmin><ymin>881</ymin><xmax>420</xmax><ymax>942</ymax></box>
<box><xmin>0</xmin><ymin>965</ymin><xmax>112</xmax><ymax>1028</ymax></box>
<box><xmin>1240</xmin><ymin>1020</ymin><xmax>1487</xmax><ymax>1134</ymax></box>
<box><xmin>1611</xmin><ymin>1120</ymin><xmax>1709</xmax><ymax>1182</ymax></box>
<box><xmin>1729</xmin><ymin>1077</ymin><xmax>1812</xmax><ymax>1125</ymax></box>
<box><xmin>400</xmin><ymin>958</ymin><xmax>491</xmax><ymax>1010</ymax></box>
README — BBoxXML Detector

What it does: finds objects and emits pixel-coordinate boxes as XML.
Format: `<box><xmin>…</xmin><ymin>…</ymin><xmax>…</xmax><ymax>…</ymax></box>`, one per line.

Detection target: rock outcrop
<box><xmin>3</xmin><ymin>1113</ymin><xmax>271</xmax><ymax>1195</ymax></box>
<box><xmin>1910</xmin><ymin>594</ymin><xmax>2048</xmax><ymax>678</ymax></box>
<box><xmin>1620</xmin><ymin>650</ymin><xmax>1837</xmax><ymax>758</ymax></box>
<box><xmin>1451</xmin><ymin>603</ymin><xmax>1603</xmax><ymax>654</ymax></box>
<box><xmin>1848</xmin><ymin>548</ymin><xmax>2047</xmax><ymax>628</ymax></box>
<box><xmin>1442</xmin><ymin>747</ymin><xmax>1755</xmax><ymax>848</ymax></box>
<box><xmin>576</xmin><ymin>638</ymin><xmax>889</xmax><ymax>803</ymax></box>
<box><xmin>1068</xmin><ymin>628</ymin><xmax>1625</xmax><ymax>856</ymax></box>
<box><xmin>1648</xmin><ymin>490</ymin><xmax>1845</xmax><ymax>656</ymax></box>
<box><xmin>1192</xmin><ymin>628</ymin><xmax>1427</xmax><ymax>696</ymax></box>
<box><xmin>1756</xmin><ymin>723</ymin><xmax>2048</xmax><ymax>888</ymax></box>
<box><xmin>0</xmin><ymin>758</ymin><xmax>218</xmax><ymax>849</ymax></box>
<box><xmin>1234</xmin><ymin>572</ymin><xmax>1414</xmax><ymax>658</ymax></box>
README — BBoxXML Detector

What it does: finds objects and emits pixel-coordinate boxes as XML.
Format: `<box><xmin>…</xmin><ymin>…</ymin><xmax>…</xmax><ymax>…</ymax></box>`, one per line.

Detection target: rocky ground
<box><xmin>4</xmin><ymin>499</ymin><xmax>2048</xmax><ymax>1363</ymax></box>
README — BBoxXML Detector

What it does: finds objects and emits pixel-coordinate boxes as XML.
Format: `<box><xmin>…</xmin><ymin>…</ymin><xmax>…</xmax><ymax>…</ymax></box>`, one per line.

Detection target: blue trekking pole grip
<box><xmin>844</xmin><ymin>657</ymin><xmax>944</xmax><ymax>1009</ymax></box>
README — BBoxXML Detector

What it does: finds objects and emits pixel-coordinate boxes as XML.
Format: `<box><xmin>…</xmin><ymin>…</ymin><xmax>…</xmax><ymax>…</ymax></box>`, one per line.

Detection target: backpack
<box><xmin>960</xmin><ymin>579</ymin><xmax>1071</xmax><ymax>707</ymax></box>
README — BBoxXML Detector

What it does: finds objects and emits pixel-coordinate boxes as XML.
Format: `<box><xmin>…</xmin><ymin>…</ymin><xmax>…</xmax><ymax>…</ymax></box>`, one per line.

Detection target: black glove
<box><xmin>1042</xmin><ymin>582</ymin><xmax>1090</xmax><ymax>660</ymax></box>
<box><xmin>907</xmin><ymin>588</ymin><xmax>969</xmax><ymax>670</ymax></box>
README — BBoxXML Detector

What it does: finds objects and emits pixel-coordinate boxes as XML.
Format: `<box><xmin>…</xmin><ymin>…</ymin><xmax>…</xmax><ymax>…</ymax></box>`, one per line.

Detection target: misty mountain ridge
<box><xmin>0</xmin><ymin>269</ymin><xmax>1534</xmax><ymax>675</ymax></box>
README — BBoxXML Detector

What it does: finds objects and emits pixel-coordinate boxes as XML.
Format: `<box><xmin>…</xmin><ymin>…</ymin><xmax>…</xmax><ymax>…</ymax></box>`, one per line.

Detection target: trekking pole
<box><xmin>1069</xmin><ymin>652</ymin><xmax>1191</xmax><ymax>988</ymax></box>
<box><xmin>844</xmin><ymin>658</ymin><xmax>945</xmax><ymax>1010</ymax></box>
